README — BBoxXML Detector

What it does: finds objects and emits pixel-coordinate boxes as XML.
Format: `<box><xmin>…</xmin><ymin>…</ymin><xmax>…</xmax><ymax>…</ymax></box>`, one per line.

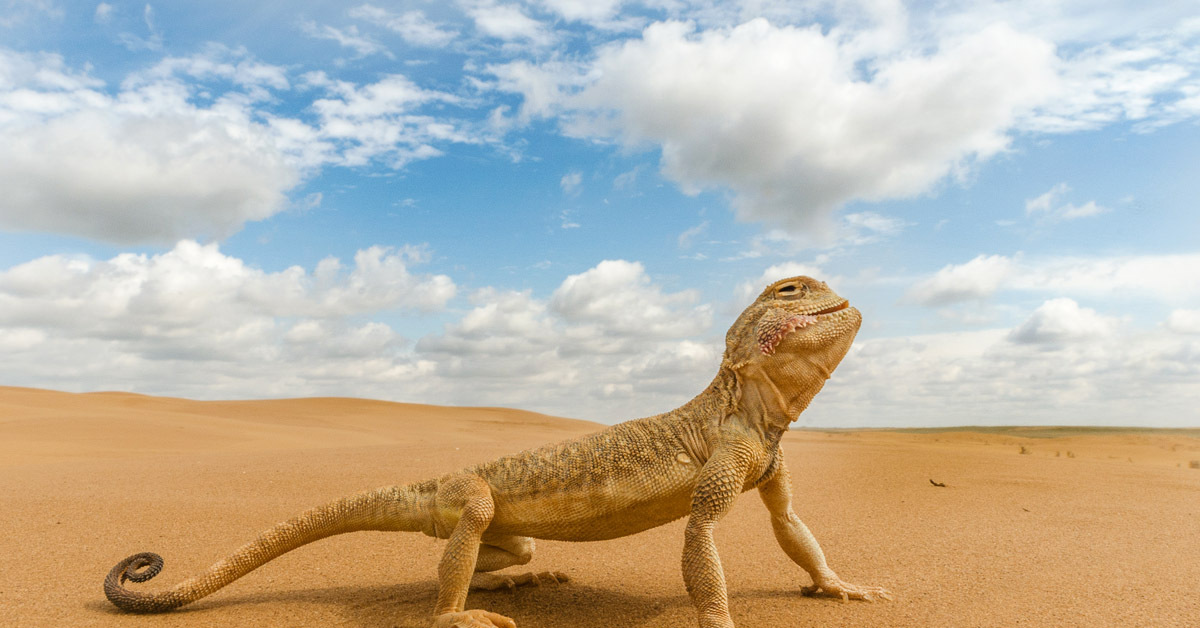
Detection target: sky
<box><xmin>1</xmin><ymin>0</ymin><xmax>1198</xmax><ymax>427</ymax></box>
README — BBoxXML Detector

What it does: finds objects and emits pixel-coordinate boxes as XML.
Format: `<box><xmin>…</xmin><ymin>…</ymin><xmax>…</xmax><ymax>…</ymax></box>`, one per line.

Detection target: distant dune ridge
<box><xmin>2</xmin><ymin>386</ymin><xmax>1198</xmax><ymax>626</ymax></box>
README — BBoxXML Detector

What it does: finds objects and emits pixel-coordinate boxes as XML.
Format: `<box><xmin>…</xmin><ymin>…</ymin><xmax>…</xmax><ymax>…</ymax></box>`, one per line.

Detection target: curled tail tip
<box><xmin>105</xmin><ymin>552</ymin><xmax>178</xmax><ymax>613</ymax></box>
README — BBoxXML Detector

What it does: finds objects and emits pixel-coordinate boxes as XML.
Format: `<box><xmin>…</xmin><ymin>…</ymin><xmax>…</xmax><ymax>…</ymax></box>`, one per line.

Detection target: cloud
<box><xmin>0</xmin><ymin>49</ymin><xmax>299</xmax><ymax>245</ymax></box>
<box><xmin>94</xmin><ymin>2</ymin><xmax>113</xmax><ymax>23</ymax></box>
<box><xmin>677</xmin><ymin>220</ymin><xmax>708</xmax><ymax>248</ymax></box>
<box><xmin>1025</xmin><ymin>182</ymin><xmax>1109</xmax><ymax>223</ymax></box>
<box><xmin>117</xmin><ymin>4</ymin><xmax>163</xmax><ymax>52</ymax></box>
<box><xmin>1008</xmin><ymin>298</ymin><xmax>1119</xmax><ymax>345</ymax></box>
<box><xmin>494</xmin><ymin>19</ymin><xmax>1058</xmax><ymax>237</ymax></box>
<box><xmin>814</xmin><ymin>321</ymin><xmax>1200</xmax><ymax>427</ymax></box>
<box><xmin>299</xmin><ymin>20</ymin><xmax>392</xmax><ymax>58</ymax></box>
<box><xmin>559</xmin><ymin>170</ymin><xmax>582</xmax><ymax>194</ymax></box>
<box><xmin>467</xmin><ymin>1</ymin><xmax>552</xmax><ymax>45</ymax></box>
<box><xmin>416</xmin><ymin>261</ymin><xmax>721</xmax><ymax>417</ymax></box>
<box><xmin>549</xmin><ymin>260</ymin><xmax>711</xmax><ymax>337</ymax></box>
<box><xmin>0</xmin><ymin>48</ymin><xmax>487</xmax><ymax>244</ymax></box>
<box><xmin>538</xmin><ymin>0</ymin><xmax>625</xmax><ymax>24</ymax></box>
<box><xmin>907</xmin><ymin>254</ymin><xmax>1015</xmax><ymax>306</ymax></box>
<box><xmin>307</xmin><ymin>73</ymin><xmax>473</xmax><ymax>167</ymax></box>
<box><xmin>348</xmin><ymin>5</ymin><xmax>457</xmax><ymax>47</ymax></box>
<box><xmin>1166</xmin><ymin>309</ymin><xmax>1200</xmax><ymax>335</ymax></box>
<box><xmin>0</xmin><ymin>0</ymin><xmax>61</xmax><ymax>27</ymax></box>
<box><xmin>0</xmin><ymin>241</ymin><xmax>454</xmax><ymax>397</ymax></box>
<box><xmin>908</xmin><ymin>251</ymin><xmax>1200</xmax><ymax>307</ymax></box>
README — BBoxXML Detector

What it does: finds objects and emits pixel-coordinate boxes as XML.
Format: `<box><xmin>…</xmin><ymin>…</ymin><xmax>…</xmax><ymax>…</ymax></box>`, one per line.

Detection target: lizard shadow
<box><xmin>86</xmin><ymin>579</ymin><xmax>691</xmax><ymax>628</ymax></box>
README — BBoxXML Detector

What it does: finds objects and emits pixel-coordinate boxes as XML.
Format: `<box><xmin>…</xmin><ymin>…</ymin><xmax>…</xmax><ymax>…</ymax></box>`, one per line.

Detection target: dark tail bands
<box><xmin>104</xmin><ymin>552</ymin><xmax>185</xmax><ymax>613</ymax></box>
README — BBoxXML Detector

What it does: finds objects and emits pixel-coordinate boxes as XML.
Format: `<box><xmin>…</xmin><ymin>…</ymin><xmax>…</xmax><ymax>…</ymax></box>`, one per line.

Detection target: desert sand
<box><xmin>2</xmin><ymin>385</ymin><xmax>1199</xmax><ymax>627</ymax></box>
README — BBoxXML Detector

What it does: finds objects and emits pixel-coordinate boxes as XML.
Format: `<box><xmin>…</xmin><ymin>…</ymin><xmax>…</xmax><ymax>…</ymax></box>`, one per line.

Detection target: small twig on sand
<box><xmin>929</xmin><ymin>479</ymin><xmax>946</xmax><ymax>487</ymax></box>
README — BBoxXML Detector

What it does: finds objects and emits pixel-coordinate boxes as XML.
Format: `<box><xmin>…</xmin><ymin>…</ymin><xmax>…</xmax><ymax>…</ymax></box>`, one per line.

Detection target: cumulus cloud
<box><xmin>0</xmin><ymin>47</ymin><xmax>485</xmax><ymax>244</ymax></box>
<box><xmin>907</xmin><ymin>254</ymin><xmax>1015</xmax><ymax>306</ymax></box>
<box><xmin>493</xmin><ymin>19</ymin><xmax>1058</xmax><ymax>237</ymax></box>
<box><xmin>0</xmin><ymin>48</ymin><xmax>299</xmax><ymax>245</ymax></box>
<box><xmin>0</xmin><ymin>241</ymin><xmax>454</xmax><ymax>397</ymax></box>
<box><xmin>1008</xmin><ymin>298</ymin><xmax>1119</xmax><ymax>345</ymax></box>
<box><xmin>814</xmin><ymin>322</ymin><xmax>1200</xmax><ymax>427</ymax></box>
<box><xmin>0</xmin><ymin>251</ymin><xmax>722</xmax><ymax>421</ymax></box>
<box><xmin>416</xmin><ymin>261</ymin><xmax>722</xmax><ymax>417</ymax></box>
<box><xmin>908</xmin><ymin>252</ymin><xmax>1200</xmax><ymax>306</ymax></box>
<box><xmin>550</xmin><ymin>260</ymin><xmax>712</xmax><ymax>337</ymax></box>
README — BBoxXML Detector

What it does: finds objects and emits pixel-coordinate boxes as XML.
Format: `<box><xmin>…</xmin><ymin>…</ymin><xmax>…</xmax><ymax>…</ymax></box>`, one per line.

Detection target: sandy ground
<box><xmin>2</xmin><ymin>386</ymin><xmax>1199</xmax><ymax>627</ymax></box>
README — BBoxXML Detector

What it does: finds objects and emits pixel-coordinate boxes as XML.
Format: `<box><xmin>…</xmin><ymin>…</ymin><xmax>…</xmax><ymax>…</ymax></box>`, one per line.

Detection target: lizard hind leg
<box><xmin>470</xmin><ymin>535</ymin><xmax>569</xmax><ymax>591</ymax></box>
<box><xmin>431</xmin><ymin>475</ymin><xmax>518</xmax><ymax>628</ymax></box>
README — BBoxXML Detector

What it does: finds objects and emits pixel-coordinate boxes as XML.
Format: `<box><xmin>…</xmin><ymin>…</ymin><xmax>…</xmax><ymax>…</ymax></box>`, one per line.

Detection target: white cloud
<box><xmin>539</xmin><ymin>0</ymin><xmax>620</xmax><ymax>22</ymax></box>
<box><xmin>0</xmin><ymin>241</ymin><xmax>454</xmax><ymax>398</ymax></box>
<box><xmin>299</xmin><ymin>20</ymin><xmax>392</xmax><ymax>58</ymax></box>
<box><xmin>468</xmin><ymin>1</ymin><xmax>551</xmax><ymax>45</ymax></box>
<box><xmin>309</xmin><ymin>73</ymin><xmax>474</xmax><ymax>168</ymax></box>
<box><xmin>908</xmin><ymin>252</ymin><xmax>1200</xmax><ymax>307</ymax></box>
<box><xmin>415</xmin><ymin>261</ymin><xmax>722</xmax><ymax>418</ymax></box>
<box><xmin>550</xmin><ymin>260</ymin><xmax>711</xmax><ymax>337</ymax></box>
<box><xmin>0</xmin><ymin>49</ymin><xmax>487</xmax><ymax>243</ymax></box>
<box><xmin>495</xmin><ymin>19</ymin><xmax>1058</xmax><ymax>237</ymax></box>
<box><xmin>0</xmin><ymin>49</ymin><xmax>299</xmax><ymax>245</ymax></box>
<box><xmin>1166</xmin><ymin>309</ymin><xmax>1200</xmax><ymax>335</ymax></box>
<box><xmin>349</xmin><ymin>5</ymin><xmax>457</xmax><ymax>47</ymax></box>
<box><xmin>907</xmin><ymin>254</ymin><xmax>1015</xmax><ymax>306</ymax></box>
<box><xmin>1008</xmin><ymin>298</ymin><xmax>1119</xmax><ymax>345</ymax></box>
<box><xmin>1025</xmin><ymin>182</ymin><xmax>1109</xmax><ymax>223</ymax></box>
<box><xmin>559</xmin><ymin>170</ymin><xmax>582</xmax><ymax>194</ymax></box>
<box><xmin>813</xmin><ymin>323</ymin><xmax>1200</xmax><ymax>427</ymax></box>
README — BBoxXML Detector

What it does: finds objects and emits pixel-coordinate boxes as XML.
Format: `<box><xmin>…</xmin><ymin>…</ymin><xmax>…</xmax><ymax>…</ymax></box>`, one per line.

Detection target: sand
<box><xmin>2</xmin><ymin>385</ymin><xmax>1198</xmax><ymax>627</ymax></box>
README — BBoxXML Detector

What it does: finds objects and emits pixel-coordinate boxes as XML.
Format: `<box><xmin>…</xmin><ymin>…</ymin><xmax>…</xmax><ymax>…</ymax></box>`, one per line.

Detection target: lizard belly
<box><xmin>489</xmin><ymin>475</ymin><xmax>696</xmax><ymax>541</ymax></box>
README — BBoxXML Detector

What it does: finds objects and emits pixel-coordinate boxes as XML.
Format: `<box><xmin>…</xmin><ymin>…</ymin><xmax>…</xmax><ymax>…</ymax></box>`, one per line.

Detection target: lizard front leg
<box><xmin>682</xmin><ymin>444</ymin><xmax>755</xmax><ymax>628</ymax></box>
<box><xmin>756</xmin><ymin>457</ymin><xmax>891</xmax><ymax>602</ymax></box>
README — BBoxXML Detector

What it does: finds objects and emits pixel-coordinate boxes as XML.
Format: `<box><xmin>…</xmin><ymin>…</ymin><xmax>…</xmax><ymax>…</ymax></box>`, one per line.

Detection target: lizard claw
<box><xmin>470</xmin><ymin>571</ymin><xmax>570</xmax><ymax>591</ymax></box>
<box><xmin>433</xmin><ymin>609</ymin><xmax>517</xmax><ymax>628</ymax></box>
<box><xmin>802</xmin><ymin>577</ymin><xmax>892</xmax><ymax>602</ymax></box>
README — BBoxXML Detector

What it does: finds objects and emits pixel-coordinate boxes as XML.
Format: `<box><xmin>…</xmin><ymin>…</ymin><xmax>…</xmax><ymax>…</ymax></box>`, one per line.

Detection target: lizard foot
<box><xmin>801</xmin><ymin>576</ymin><xmax>892</xmax><ymax>602</ymax></box>
<box><xmin>471</xmin><ymin>571</ymin><xmax>570</xmax><ymax>591</ymax></box>
<box><xmin>432</xmin><ymin>609</ymin><xmax>517</xmax><ymax>628</ymax></box>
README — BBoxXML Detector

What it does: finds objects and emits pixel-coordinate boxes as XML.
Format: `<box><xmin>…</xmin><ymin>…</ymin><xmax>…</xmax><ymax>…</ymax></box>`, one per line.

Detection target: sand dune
<box><xmin>2</xmin><ymin>386</ymin><xmax>1198</xmax><ymax>627</ymax></box>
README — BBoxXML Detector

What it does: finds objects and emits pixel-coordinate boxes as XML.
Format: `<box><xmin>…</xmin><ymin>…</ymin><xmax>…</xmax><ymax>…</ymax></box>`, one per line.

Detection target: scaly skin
<box><xmin>104</xmin><ymin>275</ymin><xmax>891</xmax><ymax>627</ymax></box>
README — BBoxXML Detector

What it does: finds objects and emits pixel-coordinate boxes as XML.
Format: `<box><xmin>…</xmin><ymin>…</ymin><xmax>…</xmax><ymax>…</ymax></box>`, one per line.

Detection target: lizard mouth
<box><xmin>757</xmin><ymin>300</ymin><xmax>852</xmax><ymax>355</ymax></box>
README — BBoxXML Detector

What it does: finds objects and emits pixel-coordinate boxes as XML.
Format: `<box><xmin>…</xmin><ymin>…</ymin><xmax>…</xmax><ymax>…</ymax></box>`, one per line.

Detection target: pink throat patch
<box><xmin>758</xmin><ymin>314</ymin><xmax>818</xmax><ymax>355</ymax></box>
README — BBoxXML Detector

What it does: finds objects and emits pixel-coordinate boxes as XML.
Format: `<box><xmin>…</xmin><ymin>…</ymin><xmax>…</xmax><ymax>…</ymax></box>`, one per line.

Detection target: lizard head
<box><xmin>720</xmin><ymin>276</ymin><xmax>861</xmax><ymax>421</ymax></box>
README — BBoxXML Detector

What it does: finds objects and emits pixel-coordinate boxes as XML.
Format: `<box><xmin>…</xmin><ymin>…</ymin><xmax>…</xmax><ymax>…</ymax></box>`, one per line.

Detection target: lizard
<box><xmin>104</xmin><ymin>275</ymin><xmax>891</xmax><ymax>628</ymax></box>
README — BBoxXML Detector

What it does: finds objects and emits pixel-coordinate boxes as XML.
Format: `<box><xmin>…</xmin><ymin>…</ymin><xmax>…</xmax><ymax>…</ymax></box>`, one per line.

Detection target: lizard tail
<box><xmin>104</xmin><ymin>484</ymin><xmax>427</xmax><ymax>613</ymax></box>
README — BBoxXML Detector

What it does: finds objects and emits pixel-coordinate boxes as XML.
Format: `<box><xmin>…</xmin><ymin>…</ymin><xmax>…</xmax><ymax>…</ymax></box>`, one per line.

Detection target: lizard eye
<box><xmin>776</xmin><ymin>283</ymin><xmax>807</xmax><ymax>299</ymax></box>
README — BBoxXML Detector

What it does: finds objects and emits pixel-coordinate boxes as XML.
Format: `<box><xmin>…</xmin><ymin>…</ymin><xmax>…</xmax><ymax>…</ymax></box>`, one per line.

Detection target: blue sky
<box><xmin>1</xmin><ymin>0</ymin><xmax>1198</xmax><ymax>427</ymax></box>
